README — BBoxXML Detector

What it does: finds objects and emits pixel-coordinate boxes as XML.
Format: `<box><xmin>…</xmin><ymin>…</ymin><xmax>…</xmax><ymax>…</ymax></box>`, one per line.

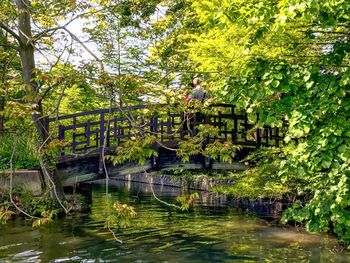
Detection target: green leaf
<box><xmin>271</xmin><ymin>80</ymin><xmax>280</xmax><ymax>88</ymax></box>
<box><xmin>274</xmin><ymin>73</ymin><xmax>283</xmax><ymax>80</ymax></box>
<box><xmin>321</xmin><ymin>160</ymin><xmax>331</xmax><ymax>169</ymax></box>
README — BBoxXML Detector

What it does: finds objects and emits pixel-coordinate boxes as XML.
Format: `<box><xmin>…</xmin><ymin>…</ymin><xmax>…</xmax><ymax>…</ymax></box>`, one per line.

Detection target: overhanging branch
<box><xmin>0</xmin><ymin>21</ymin><xmax>21</xmax><ymax>43</ymax></box>
<box><xmin>32</xmin><ymin>25</ymin><xmax>64</xmax><ymax>41</ymax></box>
<box><xmin>33</xmin><ymin>8</ymin><xmax>105</xmax><ymax>41</ymax></box>
<box><xmin>62</xmin><ymin>26</ymin><xmax>104</xmax><ymax>70</ymax></box>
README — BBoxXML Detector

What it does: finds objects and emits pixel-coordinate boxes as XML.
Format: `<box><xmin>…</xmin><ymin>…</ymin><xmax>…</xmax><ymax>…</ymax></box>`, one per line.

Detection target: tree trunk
<box><xmin>0</xmin><ymin>29</ymin><xmax>7</xmax><ymax>136</ymax></box>
<box><xmin>0</xmin><ymin>90</ymin><xmax>3</xmax><ymax>135</ymax></box>
<box><xmin>0</xmin><ymin>113</ymin><xmax>3</xmax><ymax>135</ymax></box>
<box><xmin>15</xmin><ymin>0</ymin><xmax>64</xmax><ymax>199</ymax></box>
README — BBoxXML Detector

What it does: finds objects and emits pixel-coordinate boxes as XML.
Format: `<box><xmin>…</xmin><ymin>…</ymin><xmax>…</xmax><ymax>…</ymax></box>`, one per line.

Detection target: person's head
<box><xmin>192</xmin><ymin>77</ymin><xmax>201</xmax><ymax>87</ymax></box>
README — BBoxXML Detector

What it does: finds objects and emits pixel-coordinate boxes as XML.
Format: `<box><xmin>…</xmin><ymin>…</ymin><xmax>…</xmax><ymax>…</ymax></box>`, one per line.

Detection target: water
<box><xmin>0</xmin><ymin>180</ymin><xmax>349</xmax><ymax>262</ymax></box>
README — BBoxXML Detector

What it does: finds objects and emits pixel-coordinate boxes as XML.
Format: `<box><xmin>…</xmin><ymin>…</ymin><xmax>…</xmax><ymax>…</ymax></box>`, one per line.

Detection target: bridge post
<box><xmin>233</xmin><ymin>114</ymin><xmax>238</xmax><ymax>144</ymax></box>
<box><xmin>256</xmin><ymin>113</ymin><xmax>261</xmax><ymax>148</ymax></box>
<box><xmin>275</xmin><ymin>128</ymin><xmax>280</xmax><ymax>147</ymax></box>
<box><xmin>58</xmin><ymin>125</ymin><xmax>65</xmax><ymax>156</ymax></box>
<box><xmin>72</xmin><ymin>116</ymin><xmax>77</xmax><ymax>153</ymax></box>
<box><xmin>202</xmin><ymin>130</ymin><xmax>212</xmax><ymax>169</ymax></box>
<box><xmin>98</xmin><ymin>112</ymin><xmax>105</xmax><ymax>175</ymax></box>
<box><xmin>150</xmin><ymin>116</ymin><xmax>159</xmax><ymax>170</ymax></box>
<box><xmin>244</xmin><ymin>113</ymin><xmax>248</xmax><ymax>142</ymax></box>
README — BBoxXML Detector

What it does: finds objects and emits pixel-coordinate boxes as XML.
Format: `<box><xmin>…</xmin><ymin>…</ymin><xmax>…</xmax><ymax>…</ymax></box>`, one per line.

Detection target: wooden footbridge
<box><xmin>46</xmin><ymin>104</ymin><xmax>285</xmax><ymax>186</ymax></box>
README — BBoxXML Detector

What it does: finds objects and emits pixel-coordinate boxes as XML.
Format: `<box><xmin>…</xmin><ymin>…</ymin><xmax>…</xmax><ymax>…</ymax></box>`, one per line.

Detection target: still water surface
<box><xmin>0</xmin><ymin>180</ymin><xmax>349</xmax><ymax>262</ymax></box>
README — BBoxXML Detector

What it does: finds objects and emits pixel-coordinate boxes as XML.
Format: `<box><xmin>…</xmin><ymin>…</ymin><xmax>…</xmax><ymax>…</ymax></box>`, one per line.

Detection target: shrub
<box><xmin>0</xmin><ymin>132</ymin><xmax>40</xmax><ymax>169</ymax></box>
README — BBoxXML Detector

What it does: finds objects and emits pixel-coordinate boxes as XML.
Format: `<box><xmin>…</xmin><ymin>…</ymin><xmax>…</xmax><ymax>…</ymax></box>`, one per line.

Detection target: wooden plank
<box><xmin>218</xmin><ymin>113</ymin><xmax>245</xmax><ymax>120</ymax></box>
<box><xmin>211</xmin><ymin>161</ymin><xmax>250</xmax><ymax>171</ymax></box>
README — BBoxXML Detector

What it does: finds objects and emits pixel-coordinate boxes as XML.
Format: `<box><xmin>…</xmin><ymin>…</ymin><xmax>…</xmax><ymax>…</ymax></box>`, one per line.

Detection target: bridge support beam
<box><xmin>204</xmin><ymin>156</ymin><xmax>212</xmax><ymax>170</ymax></box>
<box><xmin>98</xmin><ymin>156</ymin><xmax>104</xmax><ymax>175</ymax></box>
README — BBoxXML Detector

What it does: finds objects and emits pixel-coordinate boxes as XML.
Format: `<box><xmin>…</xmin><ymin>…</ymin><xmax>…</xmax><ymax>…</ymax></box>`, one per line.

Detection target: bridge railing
<box><xmin>47</xmin><ymin>103</ymin><xmax>285</xmax><ymax>163</ymax></box>
<box><xmin>205</xmin><ymin>104</ymin><xmax>284</xmax><ymax>147</ymax></box>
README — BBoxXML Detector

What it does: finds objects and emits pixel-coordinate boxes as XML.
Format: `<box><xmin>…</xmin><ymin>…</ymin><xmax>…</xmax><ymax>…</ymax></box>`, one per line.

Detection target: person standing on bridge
<box><xmin>188</xmin><ymin>77</ymin><xmax>209</xmax><ymax>123</ymax></box>
<box><xmin>188</xmin><ymin>77</ymin><xmax>208</xmax><ymax>103</ymax></box>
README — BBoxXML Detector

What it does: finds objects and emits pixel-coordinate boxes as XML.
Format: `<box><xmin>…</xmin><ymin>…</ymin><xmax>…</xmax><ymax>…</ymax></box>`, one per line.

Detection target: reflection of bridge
<box><xmin>47</xmin><ymin>104</ymin><xmax>284</xmax><ymax>186</ymax></box>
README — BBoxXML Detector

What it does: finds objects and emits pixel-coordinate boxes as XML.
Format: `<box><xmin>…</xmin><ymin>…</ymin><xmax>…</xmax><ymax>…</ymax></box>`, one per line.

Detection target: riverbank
<box><xmin>0</xmin><ymin>169</ymin><xmax>89</xmax><ymax>225</ymax></box>
<box><xmin>0</xmin><ymin>169</ymin><xmax>43</xmax><ymax>196</ymax></box>
<box><xmin>104</xmin><ymin>171</ymin><xmax>293</xmax><ymax>220</ymax></box>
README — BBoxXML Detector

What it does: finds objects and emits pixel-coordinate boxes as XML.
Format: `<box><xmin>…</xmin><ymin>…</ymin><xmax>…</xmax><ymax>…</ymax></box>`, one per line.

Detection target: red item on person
<box><xmin>183</xmin><ymin>94</ymin><xmax>189</xmax><ymax>103</ymax></box>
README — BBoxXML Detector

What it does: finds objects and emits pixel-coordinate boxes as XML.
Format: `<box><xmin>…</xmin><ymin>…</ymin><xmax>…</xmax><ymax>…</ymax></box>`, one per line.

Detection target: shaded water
<box><xmin>0</xmin><ymin>179</ymin><xmax>349</xmax><ymax>262</ymax></box>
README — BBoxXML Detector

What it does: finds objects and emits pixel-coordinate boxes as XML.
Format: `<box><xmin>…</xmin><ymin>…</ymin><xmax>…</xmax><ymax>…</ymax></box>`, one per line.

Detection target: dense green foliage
<box><xmin>0</xmin><ymin>187</ymin><xmax>60</xmax><ymax>226</ymax></box>
<box><xmin>0</xmin><ymin>133</ymin><xmax>39</xmax><ymax>169</ymax></box>
<box><xmin>177</xmin><ymin>124</ymin><xmax>240</xmax><ymax>163</ymax></box>
<box><xmin>155</xmin><ymin>0</ymin><xmax>350</xmax><ymax>243</ymax></box>
<box><xmin>106</xmin><ymin>135</ymin><xmax>158</xmax><ymax>165</ymax></box>
<box><xmin>212</xmin><ymin>148</ymin><xmax>293</xmax><ymax>199</ymax></box>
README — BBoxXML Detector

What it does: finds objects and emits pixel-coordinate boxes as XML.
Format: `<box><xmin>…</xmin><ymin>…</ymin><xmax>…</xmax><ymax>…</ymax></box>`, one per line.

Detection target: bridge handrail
<box><xmin>47</xmin><ymin>103</ymin><xmax>239</xmax><ymax>123</ymax></box>
<box><xmin>48</xmin><ymin>104</ymin><xmax>152</xmax><ymax>122</ymax></box>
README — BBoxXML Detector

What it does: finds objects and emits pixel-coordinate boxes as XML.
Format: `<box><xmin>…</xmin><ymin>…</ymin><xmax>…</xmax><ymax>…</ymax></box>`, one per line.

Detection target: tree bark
<box><xmin>0</xmin><ymin>30</ymin><xmax>8</xmax><ymax>136</ymax></box>
<box><xmin>0</xmin><ymin>114</ymin><xmax>3</xmax><ymax>135</ymax></box>
<box><xmin>15</xmin><ymin>0</ymin><xmax>64</xmax><ymax>199</ymax></box>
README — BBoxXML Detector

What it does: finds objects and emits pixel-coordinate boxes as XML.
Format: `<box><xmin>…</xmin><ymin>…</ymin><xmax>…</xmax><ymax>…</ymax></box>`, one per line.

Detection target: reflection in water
<box><xmin>0</xmin><ymin>179</ymin><xmax>349</xmax><ymax>262</ymax></box>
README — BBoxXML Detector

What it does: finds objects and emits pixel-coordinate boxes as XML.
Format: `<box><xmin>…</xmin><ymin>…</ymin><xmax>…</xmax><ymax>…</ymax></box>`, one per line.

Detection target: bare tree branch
<box><xmin>32</xmin><ymin>25</ymin><xmax>64</xmax><ymax>41</ymax></box>
<box><xmin>32</xmin><ymin>8</ymin><xmax>106</xmax><ymax>41</ymax></box>
<box><xmin>0</xmin><ymin>22</ymin><xmax>21</xmax><ymax>43</ymax></box>
<box><xmin>62</xmin><ymin>26</ymin><xmax>104</xmax><ymax>70</ymax></box>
